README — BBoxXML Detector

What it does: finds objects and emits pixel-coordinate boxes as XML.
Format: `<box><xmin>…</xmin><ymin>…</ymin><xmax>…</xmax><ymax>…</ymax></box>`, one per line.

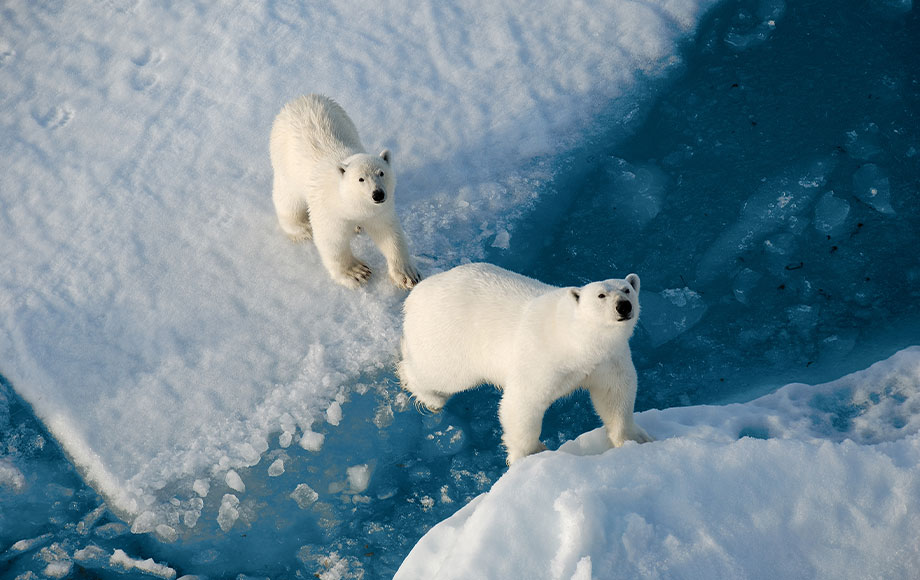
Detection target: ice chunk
<box><xmin>697</xmin><ymin>160</ymin><xmax>829</xmax><ymax>281</ymax></box>
<box><xmin>425</xmin><ymin>425</ymin><xmax>468</xmax><ymax>456</ymax></box>
<box><xmin>640</xmin><ymin>288</ymin><xmax>708</xmax><ymax>346</ymax></box>
<box><xmin>299</xmin><ymin>431</ymin><xmax>325</xmax><ymax>452</ymax></box>
<box><xmin>9</xmin><ymin>533</ymin><xmax>52</xmax><ymax>554</ymax></box>
<box><xmin>155</xmin><ymin>524</ymin><xmax>178</xmax><ymax>543</ymax></box>
<box><xmin>604</xmin><ymin>159</ymin><xmax>667</xmax><ymax>228</ymax></box>
<box><xmin>130</xmin><ymin>511</ymin><xmax>158</xmax><ymax>534</ymax></box>
<box><xmin>732</xmin><ymin>268</ymin><xmax>763</xmax><ymax>305</ymax></box>
<box><xmin>491</xmin><ymin>229</ymin><xmax>511</xmax><ymax>249</ymax></box>
<box><xmin>73</xmin><ymin>544</ymin><xmax>107</xmax><ymax>564</ymax></box>
<box><xmin>192</xmin><ymin>479</ymin><xmax>209</xmax><ymax>498</ymax></box>
<box><xmin>216</xmin><ymin>494</ymin><xmax>240</xmax><ymax>532</ymax></box>
<box><xmin>852</xmin><ymin>164</ymin><xmax>895</xmax><ymax>215</ymax></box>
<box><xmin>94</xmin><ymin>522</ymin><xmax>128</xmax><ymax>539</ymax></box>
<box><xmin>110</xmin><ymin>549</ymin><xmax>177</xmax><ymax>580</ymax></box>
<box><xmin>346</xmin><ymin>464</ymin><xmax>372</xmax><ymax>494</ymax></box>
<box><xmin>268</xmin><ymin>458</ymin><xmax>285</xmax><ymax>477</ymax></box>
<box><xmin>0</xmin><ymin>458</ymin><xmax>25</xmax><ymax>492</ymax></box>
<box><xmin>326</xmin><ymin>401</ymin><xmax>343</xmax><ymax>426</ymax></box>
<box><xmin>813</xmin><ymin>191</ymin><xmax>850</xmax><ymax>235</ymax></box>
<box><xmin>39</xmin><ymin>544</ymin><xmax>72</xmax><ymax>579</ymax></box>
<box><xmin>290</xmin><ymin>483</ymin><xmax>319</xmax><ymax>509</ymax></box>
<box><xmin>225</xmin><ymin>470</ymin><xmax>245</xmax><ymax>493</ymax></box>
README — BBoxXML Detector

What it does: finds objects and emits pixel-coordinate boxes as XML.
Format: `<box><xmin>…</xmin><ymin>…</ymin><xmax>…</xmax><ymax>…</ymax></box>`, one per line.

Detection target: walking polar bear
<box><xmin>270</xmin><ymin>94</ymin><xmax>421</xmax><ymax>289</ymax></box>
<box><xmin>398</xmin><ymin>263</ymin><xmax>653</xmax><ymax>465</ymax></box>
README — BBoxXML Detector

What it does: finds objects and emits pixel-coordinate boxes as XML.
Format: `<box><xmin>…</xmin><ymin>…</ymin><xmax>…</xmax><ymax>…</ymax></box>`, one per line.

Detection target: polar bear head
<box><xmin>568</xmin><ymin>273</ymin><xmax>640</xmax><ymax>334</ymax></box>
<box><xmin>337</xmin><ymin>150</ymin><xmax>397</xmax><ymax>218</ymax></box>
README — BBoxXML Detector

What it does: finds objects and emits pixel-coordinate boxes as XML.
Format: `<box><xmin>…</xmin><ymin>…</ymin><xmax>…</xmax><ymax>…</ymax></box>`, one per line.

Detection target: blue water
<box><xmin>2</xmin><ymin>0</ymin><xmax>918</xmax><ymax>578</ymax></box>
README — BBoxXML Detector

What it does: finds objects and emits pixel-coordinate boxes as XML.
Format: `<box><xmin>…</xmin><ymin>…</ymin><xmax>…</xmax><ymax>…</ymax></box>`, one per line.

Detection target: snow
<box><xmin>0</xmin><ymin>0</ymin><xmax>918</xmax><ymax>578</ymax></box>
<box><xmin>397</xmin><ymin>347</ymin><xmax>920</xmax><ymax>579</ymax></box>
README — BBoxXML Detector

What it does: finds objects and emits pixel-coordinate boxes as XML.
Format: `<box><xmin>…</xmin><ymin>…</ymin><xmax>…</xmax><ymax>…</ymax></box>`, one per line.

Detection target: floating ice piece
<box><xmin>130</xmin><ymin>511</ymin><xmax>158</xmax><ymax>534</ymax></box>
<box><xmin>192</xmin><ymin>479</ymin><xmax>209</xmax><ymax>498</ymax></box>
<box><xmin>225</xmin><ymin>470</ymin><xmax>245</xmax><ymax>493</ymax></box>
<box><xmin>326</xmin><ymin>401</ymin><xmax>343</xmax><ymax>426</ymax></box>
<box><xmin>814</xmin><ymin>191</ymin><xmax>850</xmax><ymax>235</ymax></box>
<box><xmin>491</xmin><ymin>229</ymin><xmax>511</xmax><ymax>249</ymax></box>
<box><xmin>697</xmin><ymin>159</ymin><xmax>830</xmax><ymax>282</ymax></box>
<box><xmin>268</xmin><ymin>458</ymin><xmax>285</xmax><ymax>477</ymax></box>
<box><xmin>299</xmin><ymin>431</ymin><xmax>325</xmax><ymax>452</ymax></box>
<box><xmin>852</xmin><ymin>164</ymin><xmax>895</xmax><ymax>215</ymax></box>
<box><xmin>39</xmin><ymin>544</ymin><xmax>72</xmax><ymax>579</ymax></box>
<box><xmin>110</xmin><ymin>549</ymin><xmax>177</xmax><ymax>579</ymax></box>
<box><xmin>216</xmin><ymin>494</ymin><xmax>240</xmax><ymax>532</ymax></box>
<box><xmin>8</xmin><ymin>533</ymin><xmax>53</xmax><ymax>555</ymax></box>
<box><xmin>0</xmin><ymin>458</ymin><xmax>25</xmax><ymax>492</ymax></box>
<box><xmin>732</xmin><ymin>268</ymin><xmax>763</xmax><ymax>305</ymax></box>
<box><xmin>604</xmin><ymin>159</ymin><xmax>667</xmax><ymax>228</ymax></box>
<box><xmin>426</xmin><ymin>425</ymin><xmax>468</xmax><ymax>457</ymax></box>
<box><xmin>346</xmin><ymin>464</ymin><xmax>372</xmax><ymax>494</ymax></box>
<box><xmin>291</xmin><ymin>483</ymin><xmax>319</xmax><ymax>509</ymax></box>
<box><xmin>640</xmin><ymin>288</ymin><xmax>707</xmax><ymax>346</ymax></box>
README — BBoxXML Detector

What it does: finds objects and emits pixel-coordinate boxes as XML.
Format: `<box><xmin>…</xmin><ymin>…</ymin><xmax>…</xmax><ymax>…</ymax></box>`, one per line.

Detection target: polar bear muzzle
<box><xmin>372</xmin><ymin>188</ymin><xmax>386</xmax><ymax>203</ymax></box>
<box><xmin>616</xmin><ymin>299</ymin><xmax>633</xmax><ymax>320</ymax></box>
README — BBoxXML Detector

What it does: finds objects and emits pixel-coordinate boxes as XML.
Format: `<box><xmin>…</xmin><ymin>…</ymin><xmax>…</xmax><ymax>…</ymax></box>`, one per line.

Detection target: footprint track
<box><xmin>32</xmin><ymin>104</ymin><xmax>74</xmax><ymax>130</ymax></box>
<box><xmin>130</xmin><ymin>46</ymin><xmax>163</xmax><ymax>92</ymax></box>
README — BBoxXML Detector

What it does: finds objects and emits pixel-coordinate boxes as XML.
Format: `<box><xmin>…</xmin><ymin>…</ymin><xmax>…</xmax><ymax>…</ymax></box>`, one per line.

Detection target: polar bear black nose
<box><xmin>615</xmin><ymin>299</ymin><xmax>632</xmax><ymax>319</ymax></box>
<box><xmin>372</xmin><ymin>189</ymin><xmax>386</xmax><ymax>203</ymax></box>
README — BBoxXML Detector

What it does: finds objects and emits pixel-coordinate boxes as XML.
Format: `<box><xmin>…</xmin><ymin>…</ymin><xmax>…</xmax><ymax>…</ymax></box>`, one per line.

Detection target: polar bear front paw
<box><xmin>391</xmin><ymin>264</ymin><xmax>422</xmax><ymax>290</ymax></box>
<box><xmin>336</xmin><ymin>261</ymin><xmax>372</xmax><ymax>288</ymax></box>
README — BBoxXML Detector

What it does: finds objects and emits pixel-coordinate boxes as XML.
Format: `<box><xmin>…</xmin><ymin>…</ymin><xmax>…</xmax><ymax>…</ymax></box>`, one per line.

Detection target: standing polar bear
<box><xmin>270</xmin><ymin>94</ymin><xmax>420</xmax><ymax>289</ymax></box>
<box><xmin>398</xmin><ymin>263</ymin><xmax>653</xmax><ymax>465</ymax></box>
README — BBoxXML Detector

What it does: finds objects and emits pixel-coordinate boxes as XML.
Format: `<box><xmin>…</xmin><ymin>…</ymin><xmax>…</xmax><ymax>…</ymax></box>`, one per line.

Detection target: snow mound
<box><xmin>397</xmin><ymin>347</ymin><xmax>920</xmax><ymax>579</ymax></box>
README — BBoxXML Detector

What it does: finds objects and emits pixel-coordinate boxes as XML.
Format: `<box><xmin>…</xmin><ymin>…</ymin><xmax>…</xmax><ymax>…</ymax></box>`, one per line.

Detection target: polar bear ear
<box><xmin>626</xmin><ymin>273</ymin><xmax>640</xmax><ymax>293</ymax></box>
<box><xmin>569</xmin><ymin>288</ymin><xmax>580</xmax><ymax>303</ymax></box>
<box><xmin>379</xmin><ymin>149</ymin><xmax>392</xmax><ymax>164</ymax></box>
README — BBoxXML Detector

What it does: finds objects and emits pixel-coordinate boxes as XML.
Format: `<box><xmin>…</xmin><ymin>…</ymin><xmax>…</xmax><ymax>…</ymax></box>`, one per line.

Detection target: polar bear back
<box><xmin>270</xmin><ymin>94</ymin><xmax>364</xmax><ymax>172</ymax></box>
<box><xmin>402</xmin><ymin>263</ymin><xmax>553</xmax><ymax>388</ymax></box>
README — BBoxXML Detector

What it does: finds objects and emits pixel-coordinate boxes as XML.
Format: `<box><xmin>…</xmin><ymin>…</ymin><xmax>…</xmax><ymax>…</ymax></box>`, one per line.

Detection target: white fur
<box><xmin>270</xmin><ymin>94</ymin><xmax>420</xmax><ymax>289</ymax></box>
<box><xmin>398</xmin><ymin>263</ymin><xmax>653</xmax><ymax>464</ymax></box>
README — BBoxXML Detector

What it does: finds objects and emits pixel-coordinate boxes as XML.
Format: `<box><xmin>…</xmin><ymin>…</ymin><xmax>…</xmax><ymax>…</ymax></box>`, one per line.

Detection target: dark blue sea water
<box><xmin>2</xmin><ymin>0</ymin><xmax>918</xmax><ymax>578</ymax></box>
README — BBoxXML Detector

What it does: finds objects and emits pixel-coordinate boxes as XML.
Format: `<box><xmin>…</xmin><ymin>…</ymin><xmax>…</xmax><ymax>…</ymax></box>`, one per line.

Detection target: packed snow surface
<box><xmin>397</xmin><ymin>347</ymin><xmax>920</xmax><ymax>579</ymax></box>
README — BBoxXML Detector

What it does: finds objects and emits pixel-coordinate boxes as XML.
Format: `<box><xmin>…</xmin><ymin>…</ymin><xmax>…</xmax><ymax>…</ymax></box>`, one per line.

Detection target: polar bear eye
<box><xmin>623</xmin><ymin>288</ymin><xmax>630</xmax><ymax>295</ymax></box>
<box><xmin>359</xmin><ymin>177</ymin><xmax>365</xmax><ymax>182</ymax></box>
<box><xmin>378</xmin><ymin>170</ymin><xmax>385</xmax><ymax>177</ymax></box>
<box><xmin>598</xmin><ymin>293</ymin><xmax>606</xmax><ymax>299</ymax></box>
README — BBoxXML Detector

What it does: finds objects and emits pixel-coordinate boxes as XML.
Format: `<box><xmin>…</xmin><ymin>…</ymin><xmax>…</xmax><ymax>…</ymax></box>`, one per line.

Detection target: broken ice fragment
<box><xmin>217</xmin><ymin>494</ymin><xmax>240</xmax><ymax>532</ymax></box>
<box><xmin>291</xmin><ymin>483</ymin><xmax>319</xmax><ymax>509</ymax></box>
<box><xmin>852</xmin><ymin>164</ymin><xmax>895</xmax><ymax>215</ymax></box>
<box><xmin>225</xmin><ymin>469</ymin><xmax>245</xmax><ymax>493</ymax></box>
<box><xmin>640</xmin><ymin>288</ymin><xmax>708</xmax><ymax>347</ymax></box>
<box><xmin>814</xmin><ymin>191</ymin><xmax>850</xmax><ymax>235</ymax></box>
<box><xmin>268</xmin><ymin>458</ymin><xmax>285</xmax><ymax>477</ymax></box>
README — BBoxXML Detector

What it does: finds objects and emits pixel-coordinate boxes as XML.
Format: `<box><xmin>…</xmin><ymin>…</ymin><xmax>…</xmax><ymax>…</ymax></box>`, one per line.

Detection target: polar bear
<box><xmin>270</xmin><ymin>94</ymin><xmax>421</xmax><ymax>289</ymax></box>
<box><xmin>398</xmin><ymin>263</ymin><xmax>653</xmax><ymax>464</ymax></box>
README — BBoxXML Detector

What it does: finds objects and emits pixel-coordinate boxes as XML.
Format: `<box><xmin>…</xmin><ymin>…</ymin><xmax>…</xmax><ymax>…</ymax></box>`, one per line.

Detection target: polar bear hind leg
<box><xmin>272</xmin><ymin>173</ymin><xmax>313</xmax><ymax>241</ymax></box>
<box><xmin>397</xmin><ymin>347</ymin><xmax>449</xmax><ymax>413</ymax></box>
